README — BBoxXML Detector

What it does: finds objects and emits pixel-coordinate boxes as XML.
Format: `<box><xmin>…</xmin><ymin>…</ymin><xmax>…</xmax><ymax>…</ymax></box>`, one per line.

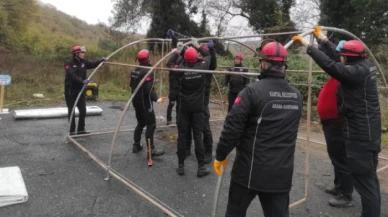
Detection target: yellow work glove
<box><xmin>313</xmin><ymin>26</ymin><xmax>327</xmax><ymax>41</ymax></box>
<box><xmin>292</xmin><ymin>35</ymin><xmax>310</xmax><ymax>47</ymax></box>
<box><xmin>213</xmin><ymin>159</ymin><xmax>227</xmax><ymax>176</ymax></box>
<box><xmin>157</xmin><ymin>97</ymin><xmax>166</xmax><ymax>103</ymax></box>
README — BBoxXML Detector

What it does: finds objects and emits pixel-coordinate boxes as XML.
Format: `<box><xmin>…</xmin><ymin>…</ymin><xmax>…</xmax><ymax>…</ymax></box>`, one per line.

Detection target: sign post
<box><xmin>0</xmin><ymin>74</ymin><xmax>11</xmax><ymax>114</ymax></box>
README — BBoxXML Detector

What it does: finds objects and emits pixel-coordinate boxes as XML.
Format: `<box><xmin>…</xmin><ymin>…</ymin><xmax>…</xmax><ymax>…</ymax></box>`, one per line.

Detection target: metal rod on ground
<box><xmin>377</xmin><ymin>164</ymin><xmax>388</xmax><ymax>173</ymax></box>
<box><xmin>289</xmin><ymin>198</ymin><xmax>307</xmax><ymax>209</ymax></box>
<box><xmin>70</xmin><ymin>118</ymin><xmax>225</xmax><ymax>138</ymax></box>
<box><xmin>297</xmin><ymin>137</ymin><xmax>388</xmax><ymax>173</ymax></box>
<box><xmin>67</xmin><ymin>136</ymin><xmax>180</xmax><ymax>217</ymax></box>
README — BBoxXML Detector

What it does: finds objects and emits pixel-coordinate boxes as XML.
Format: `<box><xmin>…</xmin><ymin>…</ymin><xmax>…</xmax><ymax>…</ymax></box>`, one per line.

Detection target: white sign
<box><xmin>0</xmin><ymin>75</ymin><xmax>11</xmax><ymax>86</ymax></box>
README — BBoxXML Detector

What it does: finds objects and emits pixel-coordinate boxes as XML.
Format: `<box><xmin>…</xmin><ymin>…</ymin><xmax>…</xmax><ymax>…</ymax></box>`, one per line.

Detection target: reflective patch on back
<box><xmin>234</xmin><ymin>96</ymin><xmax>242</xmax><ymax>104</ymax></box>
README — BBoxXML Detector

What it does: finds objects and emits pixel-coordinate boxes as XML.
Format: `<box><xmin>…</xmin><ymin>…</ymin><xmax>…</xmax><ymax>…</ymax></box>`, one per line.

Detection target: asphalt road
<box><xmin>0</xmin><ymin>101</ymin><xmax>387</xmax><ymax>217</ymax></box>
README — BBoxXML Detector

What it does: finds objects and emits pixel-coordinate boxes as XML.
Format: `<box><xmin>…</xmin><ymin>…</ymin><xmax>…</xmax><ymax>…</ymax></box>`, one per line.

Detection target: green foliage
<box><xmin>319</xmin><ymin>0</ymin><xmax>388</xmax><ymax>45</ymax></box>
<box><xmin>235</xmin><ymin>0</ymin><xmax>297</xmax><ymax>44</ymax></box>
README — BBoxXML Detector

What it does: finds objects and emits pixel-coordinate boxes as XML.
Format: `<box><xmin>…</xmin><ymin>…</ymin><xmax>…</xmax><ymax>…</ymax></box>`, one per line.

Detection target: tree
<box><xmin>319</xmin><ymin>0</ymin><xmax>388</xmax><ymax>45</ymax></box>
<box><xmin>111</xmin><ymin>0</ymin><xmax>231</xmax><ymax>56</ymax></box>
<box><xmin>208</xmin><ymin>0</ymin><xmax>297</xmax><ymax>43</ymax></box>
<box><xmin>0</xmin><ymin>0</ymin><xmax>38</xmax><ymax>46</ymax></box>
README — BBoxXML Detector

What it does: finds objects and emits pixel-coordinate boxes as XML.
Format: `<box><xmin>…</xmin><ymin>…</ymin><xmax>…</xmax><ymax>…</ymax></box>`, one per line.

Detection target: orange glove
<box><xmin>213</xmin><ymin>159</ymin><xmax>227</xmax><ymax>176</ymax></box>
<box><xmin>292</xmin><ymin>35</ymin><xmax>310</xmax><ymax>47</ymax></box>
<box><xmin>313</xmin><ymin>26</ymin><xmax>327</xmax><ymax>41</ymax></box>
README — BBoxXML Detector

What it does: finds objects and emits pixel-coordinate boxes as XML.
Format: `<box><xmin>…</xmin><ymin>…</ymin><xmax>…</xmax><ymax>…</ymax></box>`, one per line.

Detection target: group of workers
<box><xmin>64</xmin><ymin>25</ymin><xmax>381</xmax><ymax>217</ymax></box>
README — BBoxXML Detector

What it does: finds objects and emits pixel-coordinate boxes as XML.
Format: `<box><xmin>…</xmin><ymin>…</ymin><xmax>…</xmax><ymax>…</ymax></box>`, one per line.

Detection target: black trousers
<box><xmin>65</xmin><ymin>94</ymin><xmax>86</xmax><ymax>133</ymax></box>
<box><xmin>177</xmin><ymin>111</ymin><xmax>205</xmax><ymax>166</ymax></box>
<box><xmin>203</xmin><ymin>101</ymin><xmax>213</xmax><ymax>154</ymax></box>
<box><xmin>166</xmin><ymin>100</ymin><xmax>176</xmax><ymax>122</ymax></box>
<box><xmin>134</xmin><ymin>106</ymin><xmax>156</xmax><ymax>149</ymax></box>
<box><xmin>228</xmin><ymin>92</ymin><xmax>238</xmax><ymax>112</ymax></box>
<box><xmin>321</xmin><ymin>118</ymin><xmax>353</xmax><ymax>199</ymax></box>
<box><xmin>345</xmin><ymin>138</ymin><xmax>381</xmax><ymax>217</ymax></box>
<box><xmin>225</xmin><ymin>181</ymin><xmax>289</xmax><ymax>217</ymax></box>
<box><xmin>185</xmin><ymin>103</ymin><xmax>213</xmax><ymax>154</ymax></box>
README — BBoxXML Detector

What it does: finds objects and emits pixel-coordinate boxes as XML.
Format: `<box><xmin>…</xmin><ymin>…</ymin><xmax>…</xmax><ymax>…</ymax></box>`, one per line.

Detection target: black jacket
<box><xmin>167</xmin><ymin>56</ymin><xmax>184</xmax><ymax>101</ymax></box>
<box><xmin>216</xmin><ymin>70</ymin><xmax>303</xmax><ymax>192</ymax></box>
<box><xmin>130</xmin><ymin>64</ymin><xmax>158</xmax><ymax>111</ymax></box>
<box><xmin>64</xmin><ymin>57</ymin><xmax>102</xmax><ymax>95</ymax></box>
<box><xmin>307</xmin><ymin>41</ymin><xmax>381</xmax><ymax>140</ymax></box>
<box><xmin>224</xmin><ymin>64</ymin><xmax>250</xmax><ymax>94</ymax></box>
<box><xmin>168</xmin><ymin>47</ymin><xmax>211</xmax><ymax>113</ymax></box>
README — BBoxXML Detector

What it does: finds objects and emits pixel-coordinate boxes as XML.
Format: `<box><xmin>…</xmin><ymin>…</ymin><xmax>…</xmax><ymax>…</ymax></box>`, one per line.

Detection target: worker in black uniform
<box><xmin>214</xmin><ymin>41</ymin><xmax>303</xmax><ymax>217</ymax></box>
<box><xmin>168</xmin><ymin>39</ymin><xmax>211</xmax><ymax>177</ymax></box>
<box><xmin>64</xmin><ymin>45</ymin><xmax>105</xmax><ymax>135</ymax></box>
<box><xmin>202</xmin><ymin>41</ymin><xmax>217</xmax><ymax>164</ymax></box>
<box><xmin>224</xmin><ymin>53</ymin><xmax>250</xmax><ymax>112</ymax></box>
<box><xmin>293</xmin><ymin>26</ymin><xmax>381</xmax><ymax>217</ymax></box>
<box><xmin>316</xmin><ymin>40</ymin><xmax>354</xmax><ymax>207</ymax></box>
<box><xmin>130</xmin><ymin>49</ymin><xmax>165</xmax><ymax>157</ymax></box>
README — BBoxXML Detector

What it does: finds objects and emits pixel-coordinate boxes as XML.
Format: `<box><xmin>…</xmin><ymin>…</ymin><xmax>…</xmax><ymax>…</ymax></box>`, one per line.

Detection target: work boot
<box><xmin>328</xmin><ymin>194</ymin><xmax>353</xmax><ymax>208</ymax></box>
<box><xmin>325</xmin><ymin>186</ymin><xmax>340</xmax><ymax>196</ymax></box>
<box><xmin>197</xmin><ymin>166</ymin><xmax>210</xmax><ymax>178</ymax></box>
<box><xmin>176</xmin><ymin>164</ymin><xmax>185</xmax><ymax>176</ymax></box>
<box><xmin>204</xmin><ymin>152</ymin><xmax>212</xmax><ymax>164</ymax></box>
<box><xmin>166</xmin><ymin>120</ymin><xmax>173</xmax><ymax>126</ymax></box>
<box><xmin>77</xmin><ymin>130</ymin><xmax>90</xmax><ymax>135</ymax></box>
<box><xmin>132</xmin><ymin>143</ymin><xmax>143</xmax><ymax>153</ymax></box>
<box><xmin>147</xmin><ymin>147</ymin><xmax>165</xmax><ymax>158</ymax></box>
<box><xmin>69</xmin><ymin>132</ymin><xmax>76</xmax><ymax>136</ymax></box>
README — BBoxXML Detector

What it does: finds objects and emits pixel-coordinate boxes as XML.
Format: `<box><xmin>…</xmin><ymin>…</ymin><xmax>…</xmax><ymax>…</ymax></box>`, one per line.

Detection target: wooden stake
<box><xmin>0</xmin><ymin>85</ymin><xmax>4</xmax><ymax>113</ymax></box>
<box><xmin>148</xmin><ymin>138</ymin><xmax>153</xmax><ymax>166</ymax></box>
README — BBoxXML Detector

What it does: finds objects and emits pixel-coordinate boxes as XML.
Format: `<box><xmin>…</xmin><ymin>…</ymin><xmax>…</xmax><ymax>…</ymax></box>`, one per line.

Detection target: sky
<box><xmin>38</xmin><ymin>0</ymin><xmax>319</xmax><ymax>37</ymax></box>
<box><xmin>38</xmin><ymin>0</ymin><xmax>255</xmax><ymax>36</ymax></box>
<box><xmin>39</xmin><ymin>0</ymin><xmax>113</xmax><ymax>25</ymax></box>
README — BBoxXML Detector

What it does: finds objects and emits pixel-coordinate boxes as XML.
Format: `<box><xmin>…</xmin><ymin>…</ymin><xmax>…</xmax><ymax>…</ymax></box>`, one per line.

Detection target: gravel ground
<box><xmin>0</xmin><ymin>101</ymin><xmax>387</xmax><ymax>217</ymax></box>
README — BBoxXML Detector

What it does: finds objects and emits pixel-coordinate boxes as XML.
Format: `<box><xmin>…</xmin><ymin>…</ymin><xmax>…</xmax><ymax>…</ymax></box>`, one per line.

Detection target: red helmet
<box><xmin>340</xmin><ymin>40</ymin><xmax>366</xmax><ymax>57</ymax></box>
<box><xmin>260</xmin><ymin>42</ymin><xmax>287</xmax><ymax>62</ymax></box>
<box><xmin>235</xmin><ymin>53</ymin><xmax>243</xmax><ymax>60</ymax></box>
<box><xmin>137</xmin><ymin>49</ymin><xmax>150</xmax><ymax>64</ymax></box>
<box><xmin>184</xmin><ymin>47</ymin><xmax>197</xmax><ymax>63</ymax></box>
<box><xmin>72</xmin><ymin>45</ymin><xmax>86</xmax><ymax>54</ymax></box>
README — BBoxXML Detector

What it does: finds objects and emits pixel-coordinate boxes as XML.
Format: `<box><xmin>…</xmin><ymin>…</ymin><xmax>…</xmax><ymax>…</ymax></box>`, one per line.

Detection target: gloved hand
<box><xmin>83</xmin><ymin>79</ymin><xmax>90</xmax><ymax>85</ymax></box>
<box><xmin>190</xmin><ymin>38</ymin><xmax>199</xmax><ymax>47</ymax></box>
<box><xmin>336</xmin><ymin>40</ymin><xmax>347</xmax><ymax>52</ymax></box>
<box><xmin>176</xmin><ymin>42</ymin><xmax>184</xmax><ymax>53</ymax></box>
<box><xmin>207</xmin><ymin>40</ymin><xmax>215</xmax><ymax>48</ymax></box>
<box><xmin>101</xmin><ymin>57</ymin><xmax>107</xmax><ymax>62</ymax></box>
<box><xmin>292</xmin><ymin>35</ymin><xmax>310</xmax><ymax>47</ymax></box>
<box><xmin>167</xmin><ymin>29</ymin><xmax>175</xmax><ymax>38</ymax></box>
<box><xmin>157</xmin><ymin>97</ymin><xmax>166</xmax><ymax>103</ymax></box>
<box><xmin>213</xmin><ymin>159</ymin><xmax>227</xmax><ymax>176</ymax></box>
<box><xmin>313</xmin><ymin>26</ymin><xmax>327</xmax><ymax>41</ymax></box>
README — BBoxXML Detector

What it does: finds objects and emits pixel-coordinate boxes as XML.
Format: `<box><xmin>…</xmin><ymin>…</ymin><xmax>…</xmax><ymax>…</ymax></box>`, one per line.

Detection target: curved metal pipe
<box><xmin>67</xmin><ymin>38</ymin><xmax>168</xmax><ymax>138</ymax></box>
<box><xmin>284</xmin><ymin>27</ymin><xmax>388</xmax><ymax>89</ymax></box>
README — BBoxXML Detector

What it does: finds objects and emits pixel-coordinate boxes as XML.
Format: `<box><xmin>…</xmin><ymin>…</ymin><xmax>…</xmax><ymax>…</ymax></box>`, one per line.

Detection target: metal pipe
<box><xmin>70</xmin><ymin>118</ymin><xmax>225</xmax><ymax>138</ymax></box>
<box><xmin>104</xmin><ymin>62</ymin><xmax>260</xmax><ymax>76</ymax></box>
<box><xmin>67</xmin><ymin>136</ymin><xmax>182</xmax><ymax>217</ymax></box>
<box><xmin>284</xmin><ymin>26</ymin><xmax>388</xmax><ymax>89</ymax></box>
<box><xmin>68</xmin><ymin>38</ymin><xmax>168</xmax><ymax>137</ymax></box>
